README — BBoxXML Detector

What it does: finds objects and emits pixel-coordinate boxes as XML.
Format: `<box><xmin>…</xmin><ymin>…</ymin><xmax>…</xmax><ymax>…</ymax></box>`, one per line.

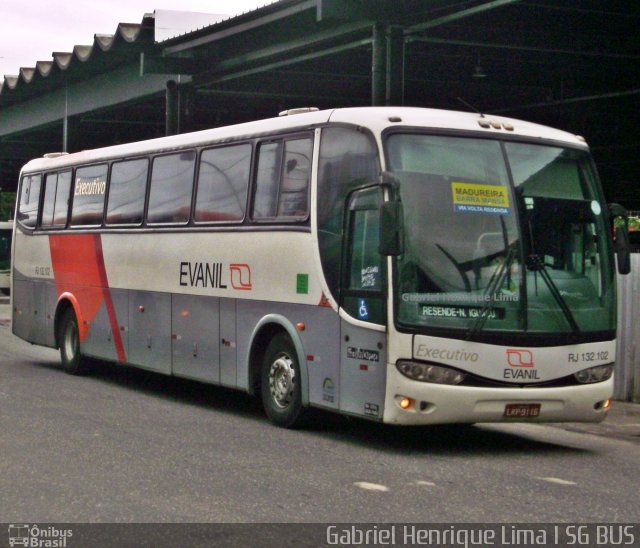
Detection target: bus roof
<box><xmin>328</xmin><ymin>107</ymin><xmax>587</xmax><ymax>146</ymax></box>
<box><xmin>20</xmin><ymin>106</ymin><xmax>587</xmax><ymax>173</ymax></box>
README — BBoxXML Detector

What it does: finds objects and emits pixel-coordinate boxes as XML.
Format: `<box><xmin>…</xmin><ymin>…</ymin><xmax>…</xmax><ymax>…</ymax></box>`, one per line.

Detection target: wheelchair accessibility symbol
<box><xmin>358</xmin><ymin>298</ymin><xmax>369</xmax><ymax>320</ymax></box>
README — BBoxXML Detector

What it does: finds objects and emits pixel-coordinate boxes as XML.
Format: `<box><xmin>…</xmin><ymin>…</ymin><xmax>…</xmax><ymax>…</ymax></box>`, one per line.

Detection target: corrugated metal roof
<box><xmin>154</xmin><ymin>2</ymin><xmax>278</xmax><ymax>43</ymax></box>
<box><xmin>154</xmin><ymin>10</ymin><xmax>228</xmax><ymax>43</ymax></box>
<box><xmin>0</xmin><ymin>3</ymin><xmax>282</xmax><ymax>99</ymax></box>
<box><xmin>0</xmin><ymin>16</ymin><xmax>154</xmax><ymax>98</ymax></box>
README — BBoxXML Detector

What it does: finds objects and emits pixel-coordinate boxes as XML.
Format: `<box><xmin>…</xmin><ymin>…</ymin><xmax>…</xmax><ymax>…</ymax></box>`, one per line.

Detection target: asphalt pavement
<box><xmin>1</xmin><ymin>295</ymin><xmax>638</xmax><ymax>444</ymax></box>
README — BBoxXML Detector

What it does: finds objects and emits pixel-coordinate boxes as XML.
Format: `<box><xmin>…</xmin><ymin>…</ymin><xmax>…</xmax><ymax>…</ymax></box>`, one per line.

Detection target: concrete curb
<box><xmin>550</xmin><ymin>400</ymin><xmax>640</xmax><ymax>444</ymax></box>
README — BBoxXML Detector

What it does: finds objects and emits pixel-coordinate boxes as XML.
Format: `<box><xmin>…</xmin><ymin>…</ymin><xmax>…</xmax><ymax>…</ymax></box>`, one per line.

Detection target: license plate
<box><xmin>504</xmin><ymin>403</ymin><xmax>541</xmax><ymax>418</ymax></box>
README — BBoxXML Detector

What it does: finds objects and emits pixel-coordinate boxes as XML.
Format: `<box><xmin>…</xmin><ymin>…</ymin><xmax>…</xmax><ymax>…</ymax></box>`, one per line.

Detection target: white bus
<box><xmin>0</xmin><ymin>220</ymin><xmax>12</xmax><ymax>294</ymax></box>
<box><xmin>11</xmin><ymin>107</ymin><xmax>630</xmax><ymax>427</ymax></box>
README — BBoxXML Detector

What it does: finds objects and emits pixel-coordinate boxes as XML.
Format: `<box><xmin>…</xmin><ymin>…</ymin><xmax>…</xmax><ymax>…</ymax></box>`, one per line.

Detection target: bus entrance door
<box><xmin>339</xmin><ymin>187</ymin><xmax>387</xmax><ymax>420</ymax></box>
<box><xmin>340</xmin><ymin>322</ymin><xmax>387</xmax><ymax>420</ymax></box>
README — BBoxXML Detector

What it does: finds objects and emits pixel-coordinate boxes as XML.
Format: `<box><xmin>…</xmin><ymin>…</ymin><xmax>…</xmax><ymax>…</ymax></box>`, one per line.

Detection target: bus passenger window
<box><xmin>17</xmin><ymin>174</ymin><xmax>42</xmax><ymax>228</ymax></box>
<box><xmin>253</xmin><ymin>137</ymin><xmax>311</xmax><ymax>220</ymax></box>
<box><xmin>253</xmin><ymin>142</ymin><xmax>281</xmax><ymax>218</ymax></box>
<box><xmin>195</xmin><ymin>144</ymin><xmax>251</xmax><ymax>223</ymax></box>
<box><xmin>41</xmin><ymin>174</ymin><xmax>57</xmax><ymax>228</ymax></box>
<box><xmin>42</xmin><ymin>171</ymin><xmax>71</xmax><ymax>228</ymax></box>
<box><xmin>71</xmin><ymin>164</ymin><xmax>108</xmax><ymax>226</ymax></box>
<box><xmin>317</xmin><ymin>127</ymin><xmax>379</xmax><ymax>302</ymax></box>
<box><xmin>0</xmin><ymin>229</ymin><xmax>9</xmax><ymax>260</ymax></box>
<box><xmin>147</xmin><ymin>151</ymin><xmax>196</xmax><ymax>224</ymax></box>
<box><xmin>107</xmin><ymin>158</ymin><xmax>148</xmax><ymax>225</ymax></box>
<box><xmin>279</xmin><ymin>138</ymin><xmax>311</xmax><ymax>217</ymax></box>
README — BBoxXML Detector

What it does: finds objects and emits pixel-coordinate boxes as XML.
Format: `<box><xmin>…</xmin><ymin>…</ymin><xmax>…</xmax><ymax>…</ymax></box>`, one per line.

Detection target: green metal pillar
<box><xmin>62</xmin><ymin>84</ymin><xmax>70</xmax><ymax>152</ymax></box>
<box><xmin>372</xmin><ymin>23</ymin><xmax>405</xmax><ymax>106</ymax></box>
<box><xmin>166</xmin><ymin>80</ymin><xmax>180</xmax><ymax>136</ymax></box>
<box><xmin>386</xmin><ymin>26</ymin><xmax>405</xmax><ymax>106</ymax></box>
<box><xmin>371</xmin><ymin>23</ymin><xmax>387</xmax><ymax>106</ymax></box>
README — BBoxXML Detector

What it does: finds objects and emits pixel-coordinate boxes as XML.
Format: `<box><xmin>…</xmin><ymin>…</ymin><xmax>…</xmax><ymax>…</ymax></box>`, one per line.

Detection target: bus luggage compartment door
<box><xmin>128</xmin><ymin>290</ymin><xmax>171</xmax><ymax>374</ymax></box>
<box><xmin>172</xmin><ymin>294</ymin><xmax>220</xmax><ymax>383</ymax></box>
<box><xmin>219</xmin><ymin>298</ymin><xmax>237</xmax><ymax>387</ymax></box>
<box><xmin>81</xmin><ymin>287</ymin><xmax>128</xmax><ymax>363</ymax></box>
<box><xmin>13</xmin><ymin>279</ymin><xmax>53</xmax><ymax>347</ymax></box>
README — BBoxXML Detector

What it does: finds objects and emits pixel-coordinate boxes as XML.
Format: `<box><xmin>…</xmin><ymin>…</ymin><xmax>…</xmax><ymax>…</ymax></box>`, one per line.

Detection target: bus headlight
<box><xmin>574</xmin><ymin>364</ymin><xmax>613</xmax><ymax>384</ymax></box>
<box><xmin>396</xmin><ymin>360</ymin><xmax>466</xmax><ymax>385</ymax></box>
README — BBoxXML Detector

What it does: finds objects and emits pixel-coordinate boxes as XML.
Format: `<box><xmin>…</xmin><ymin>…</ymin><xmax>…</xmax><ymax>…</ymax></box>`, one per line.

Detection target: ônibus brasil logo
<box><xmin>8</xmin><ymin>524</ymin><xmax>73</xmax><ymax>547</ymax></box>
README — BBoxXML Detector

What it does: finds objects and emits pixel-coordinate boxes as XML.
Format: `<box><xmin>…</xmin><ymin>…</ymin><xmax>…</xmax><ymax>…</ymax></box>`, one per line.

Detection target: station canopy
<box><xmin>0</xmin><ymin>0</ymin><xmax>638</xmax><ymax>209</ymax></box>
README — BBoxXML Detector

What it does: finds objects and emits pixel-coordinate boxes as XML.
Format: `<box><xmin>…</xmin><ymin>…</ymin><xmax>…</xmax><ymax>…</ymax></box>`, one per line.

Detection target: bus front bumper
<box><xmin>382</xmin><ymin>365</ymin><xmax>614</xmax><ymax>426</ymax></box>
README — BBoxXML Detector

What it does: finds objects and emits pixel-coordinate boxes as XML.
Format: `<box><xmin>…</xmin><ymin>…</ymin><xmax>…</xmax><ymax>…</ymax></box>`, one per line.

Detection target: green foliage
<box><xmin>0</xmin><ymin>192</ymin><xmax>16</xmax><ymax>221</ymax></box>
<box><xmin>614</xmin><ymin>215</ymin><xmax>640</xmax><ymax>232</ymax></box>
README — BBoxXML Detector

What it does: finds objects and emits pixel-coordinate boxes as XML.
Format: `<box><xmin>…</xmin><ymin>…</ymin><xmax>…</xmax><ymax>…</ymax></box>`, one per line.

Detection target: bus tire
<box><xmin>261</xmin><ymin>333</ymin><xmax>306</xmax><ymax>428</ymax></box>
<box><xmin>58</xmin><ymin>308</ymin><xmax>88</xmax><ymax>375</ymax></box>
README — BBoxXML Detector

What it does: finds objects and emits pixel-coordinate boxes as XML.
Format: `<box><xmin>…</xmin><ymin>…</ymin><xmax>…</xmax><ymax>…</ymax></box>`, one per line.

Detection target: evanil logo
<box><xmin>8</xmin><ymin>524</ymin><xmax>73</xmax><ymax>547</ymax></box>
<box><xmin>504</xmin><ymin>349</ymin><xmax>540</xmax><ymax>380</ymax></box>
<box><xmin>506</xmin><ymin>348</ymin><xmax>534</xmax><ymax>368</ymax></box>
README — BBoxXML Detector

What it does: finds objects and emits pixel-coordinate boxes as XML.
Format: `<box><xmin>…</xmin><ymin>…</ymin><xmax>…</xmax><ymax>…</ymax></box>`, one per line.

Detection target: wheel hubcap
<box><xmin>268</xmin><ymin>354</ymin><xmax>295</xmax><ymax>409</ymax></box>
<box><xmin>63</xmin><ymin>323</ymin><xmax>77</xmax><ymax>361</ymax></box>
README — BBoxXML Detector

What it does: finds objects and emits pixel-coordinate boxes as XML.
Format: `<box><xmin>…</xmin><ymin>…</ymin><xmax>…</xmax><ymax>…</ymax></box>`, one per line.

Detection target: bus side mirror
<box><xmin>379</xmin><ymin>201</ymin><xmax>403</xmax><ymax>256</ymax></box>
<box><xmin>609</xmin><ymin>203</ymin><xmax>631</xmax><ymax>275</ymax></box>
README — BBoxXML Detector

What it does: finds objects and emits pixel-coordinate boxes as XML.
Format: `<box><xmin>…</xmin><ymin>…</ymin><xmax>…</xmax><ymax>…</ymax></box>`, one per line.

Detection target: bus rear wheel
<box><xmin>261</xmin><ymin>333</ymin><xmax>306</xmax><ymax>428</ymax></box>
<box><xmin>58</xmin><ymin>308</ymin><xmax>88</xmax><ymax>375</ymax></box>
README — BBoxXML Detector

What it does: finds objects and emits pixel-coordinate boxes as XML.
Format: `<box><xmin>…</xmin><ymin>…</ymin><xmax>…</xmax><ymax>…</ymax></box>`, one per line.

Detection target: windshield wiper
<box><xmin>466</xmin><ymin>244</ymin><xmax>517</xmax><ymax>338</ymax></box>
<box><xmin>436</xmin><ymin>244</ymin><xmax>472</xmax><ymax>292</ymax></box>
<box><xmin>467</xmin><ymin>216</ymin><xmax>515</xmax><ymax>338</ymax></box>
<box><xmin>526</xmin><ymin>254</ymin><xmax>580</xmax><ymax>333</ymax></box>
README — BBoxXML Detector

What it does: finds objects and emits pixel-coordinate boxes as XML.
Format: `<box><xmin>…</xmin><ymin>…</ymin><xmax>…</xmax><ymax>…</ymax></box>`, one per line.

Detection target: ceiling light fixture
<box><xmin>473</xmin><ymin>57</ymin><xmax>487</xmax><ymax>79</ymax></box>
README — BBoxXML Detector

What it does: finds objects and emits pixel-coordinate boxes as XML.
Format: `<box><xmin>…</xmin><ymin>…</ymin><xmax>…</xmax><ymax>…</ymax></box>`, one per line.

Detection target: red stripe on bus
<box><xmin>50</xmin><ymin>234</ymin><xmax>103</xmax><ymax>342</ymax></box>
<box><xmin>50</xmin><ymin>234</ymin><xmax>126</xmax><ymax>362</ymax></box>
<box><xmin>94</xmin><ymin>235</ymin><xmax>127</xmax><ymax>363</ymax></box>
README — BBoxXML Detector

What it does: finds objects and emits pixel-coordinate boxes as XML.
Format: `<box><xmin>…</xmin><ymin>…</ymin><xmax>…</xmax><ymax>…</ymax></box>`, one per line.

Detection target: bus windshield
<box><xmin>386</xmin><ymin>134</ymin><xmax>616</xmax><ymax>337</ymax></box>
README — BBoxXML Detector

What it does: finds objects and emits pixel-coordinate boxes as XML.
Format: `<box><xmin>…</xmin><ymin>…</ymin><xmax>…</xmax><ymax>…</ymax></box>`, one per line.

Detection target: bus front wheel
<box><xmin>58</xmin><ymin>308</ymin><xmax>88</xmax><ymax>375</ymax></box>
<box><xmin>261</xmin><ymin>333</ymin><xmax>306</xmax><ymax>428</ymax></box>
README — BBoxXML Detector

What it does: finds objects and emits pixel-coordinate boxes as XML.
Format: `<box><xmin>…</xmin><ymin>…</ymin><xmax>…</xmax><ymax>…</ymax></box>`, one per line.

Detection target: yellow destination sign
<box><xmin>452</xmin><ymin>182</ymin><xmax>509</xmax><ymax>207</ymax></box>
<box><xmin>451</xmin><ymin>182</ymin><xmax>510</xmax><ymax>214</ymax></box>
